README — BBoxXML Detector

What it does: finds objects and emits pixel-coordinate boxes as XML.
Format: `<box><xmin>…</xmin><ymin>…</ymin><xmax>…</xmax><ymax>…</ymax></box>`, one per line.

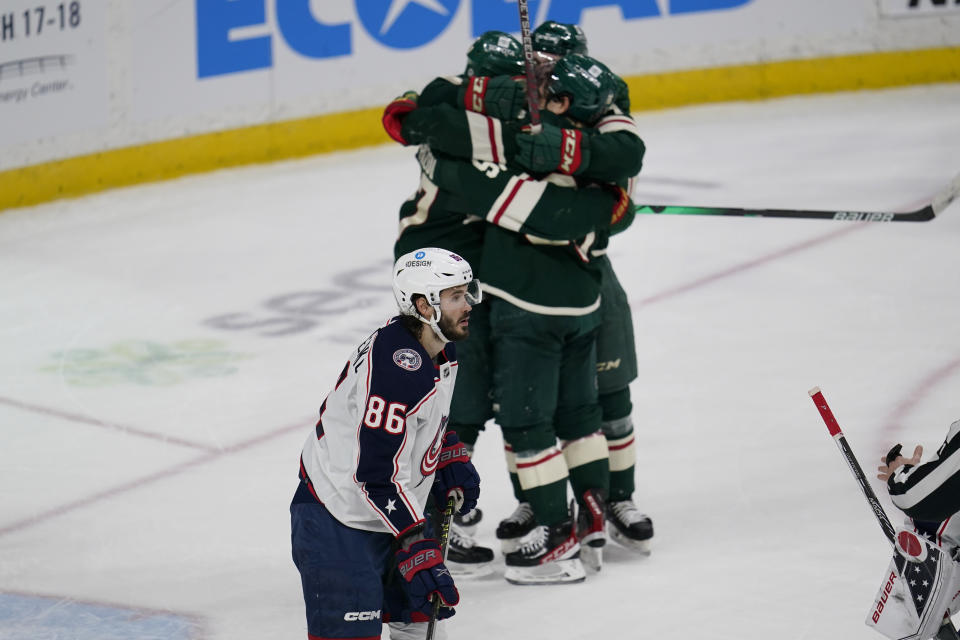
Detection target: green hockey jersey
<box><xmin>420</xmin><ymin>145</ymin><xmax>630</xmax><ymax>314</ymax></box>
<box><xmin>394</xmin><ymin>75</ymin><xmax>643</xmax><ymax>313</ymax></box>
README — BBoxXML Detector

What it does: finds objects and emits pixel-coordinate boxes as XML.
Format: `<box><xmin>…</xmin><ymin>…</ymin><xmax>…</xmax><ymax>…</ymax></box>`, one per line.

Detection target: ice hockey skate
<box><xmin>606</xmin><ymin>499</ymin><xmax>653</xmax><ymax>554</ymax></box>
<box><xmin>576</xmin><ymin>489</ymin><xmax>607</xmax><ymax>572</ymax></box>
<box><xmin>453</xmin><ymin>507</ymin><xmax>483</xmax><ymax>536</ymax></box>
<box><xmin>445</xmin><ymin>521</ymin><xmax>495</xmax><ymax>578</ymax></box>
<box><xmin>503</xmin><ymin>518</ymin><xmax>586</xmax><ymax>585</ymax></box>
<box><xmin>495</xmin><ymin>502</ymin><xmax>537</xmax><ymax>553</ymax></box>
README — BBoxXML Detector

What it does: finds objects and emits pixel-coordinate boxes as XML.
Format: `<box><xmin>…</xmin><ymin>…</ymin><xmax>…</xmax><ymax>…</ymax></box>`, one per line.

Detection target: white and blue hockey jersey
<box><xmin>298</xmin><ymin>317</ymin><xmax>457</xmax><ymax>537</ymax></box>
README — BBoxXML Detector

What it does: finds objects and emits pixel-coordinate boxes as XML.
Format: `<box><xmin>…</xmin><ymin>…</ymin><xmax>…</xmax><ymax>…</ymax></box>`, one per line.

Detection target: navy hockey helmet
<box><xmin>532</xmin><ymin>21</ymin><xmax>588</xmax><ymax>56</ymax></box>
<box><xmin>545</xmin><ymin>54</ymin><xmax>617</xmax><ymax>126</ymax></box>
<box><xmin>465</xmin><ymin>31</ymin><xmax>524</xmax><ymax>77</ymax></box>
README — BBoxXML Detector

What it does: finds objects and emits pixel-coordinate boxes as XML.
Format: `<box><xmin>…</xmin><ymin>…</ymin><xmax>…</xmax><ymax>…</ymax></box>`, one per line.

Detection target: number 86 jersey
<box><xmin>298</xmin><ymin>316</ymin><xmax>458</xmax><ymax>536</ymax></box>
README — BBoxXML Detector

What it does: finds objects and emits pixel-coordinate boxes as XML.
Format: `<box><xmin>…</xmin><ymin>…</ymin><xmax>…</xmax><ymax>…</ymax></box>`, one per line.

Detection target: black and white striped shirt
<box><xmin>889</xmin><ymin>420</ymin><xmax>960</xmax><ymax>546</ymax></box>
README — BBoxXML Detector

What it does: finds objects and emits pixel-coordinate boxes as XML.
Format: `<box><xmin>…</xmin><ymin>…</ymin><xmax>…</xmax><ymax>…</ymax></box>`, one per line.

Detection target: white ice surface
<box><xmin>2</xmin><ymin>83</ymin><xmax>960</xmax><ymax>640</ymax></box>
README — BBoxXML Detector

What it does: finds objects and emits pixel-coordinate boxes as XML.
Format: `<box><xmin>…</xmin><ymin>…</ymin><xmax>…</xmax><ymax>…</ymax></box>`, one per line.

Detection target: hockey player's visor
<box><xmin>465</xmin><ymin>279</ymin><xmax>482</xmax><ymax>306</ymax></box>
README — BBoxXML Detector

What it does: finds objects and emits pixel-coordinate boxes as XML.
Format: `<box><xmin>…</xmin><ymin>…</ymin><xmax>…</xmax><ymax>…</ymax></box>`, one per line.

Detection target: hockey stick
<box><xmin>425</xmin><ymin>496</ymin><xmax>456</xmax><ymax>640</ymax></box>
<box><xmin>809</xmin><ymin>386</ymin><xmax>897</xmax><ymax>544</ymax></box>
<box><xmin>810</xmin><ymin>387</ymin><xmax>960</xmax><ymax>640</ymax></box>
<box><xmin>635</xmin><ymin>171</ymin><xmax>960</xmax><ymax>222</ymax></box>
<box><xmin>516</xmin><ymin>0</ymin><xmax>543</xmax><ymax>134</ymax></box>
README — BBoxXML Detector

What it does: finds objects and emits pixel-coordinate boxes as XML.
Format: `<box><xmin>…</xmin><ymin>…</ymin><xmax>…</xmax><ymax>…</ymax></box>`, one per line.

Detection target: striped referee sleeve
<box><xmin>888</xmin><ymin>420</ymin><xmax>960</xmax><ymax>522</ymax></box>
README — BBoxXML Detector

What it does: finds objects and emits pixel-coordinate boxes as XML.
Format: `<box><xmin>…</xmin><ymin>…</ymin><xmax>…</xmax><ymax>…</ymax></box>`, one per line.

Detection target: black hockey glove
<box><xmin>885</xmin><ymin>444</ymin><xmax>903</xmax><ymax>465</ymax></box>
<box><xmin>459</xmin><ymin>75</ymin><xmax>527</xmax><ymax>122</ymax></box>
<box><xmin>395</xmin><ymin>533</ymin><xmax>458</xmax><ymax>621</ymax></box>
<box><xmin>430</xmin><ymin>431</ymin><xmax>480</xmax><ymax>515</ymax></box>
<box><xmin>515</xmin><ymin>122</ymin><xmax>591</xmax><ymax>175</ymax></box>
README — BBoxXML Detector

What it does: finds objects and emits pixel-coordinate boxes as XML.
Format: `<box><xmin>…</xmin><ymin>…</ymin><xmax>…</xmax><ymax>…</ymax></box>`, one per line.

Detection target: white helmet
<box><xmin>393</xmin><ymin>248</ymin><xmax>481</xmax><ymax>343</ymax></box>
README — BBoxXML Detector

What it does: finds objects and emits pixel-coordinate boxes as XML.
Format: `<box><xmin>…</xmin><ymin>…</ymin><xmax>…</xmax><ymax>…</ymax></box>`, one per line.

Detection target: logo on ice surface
<box><xmin>393</xmin><ymin>348</ymin><xmax>422</xmax><ymax>371</ymax></box>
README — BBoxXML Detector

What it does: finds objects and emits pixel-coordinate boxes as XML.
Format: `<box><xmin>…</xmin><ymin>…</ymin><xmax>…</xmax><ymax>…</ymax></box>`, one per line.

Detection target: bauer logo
<box><xmin>195</xmin><ymin>0</ymin><xmax>753</xmax><ymax>78</ymax></box>
<box><xmin>871</xmin><ymin>570</ymin><xmax>898</xmax><ymax>623</ymax></box>
<box><xmin>833</xmin><ymin>211</ymin><xmax>895</xmax><ymax>222</ymax></box>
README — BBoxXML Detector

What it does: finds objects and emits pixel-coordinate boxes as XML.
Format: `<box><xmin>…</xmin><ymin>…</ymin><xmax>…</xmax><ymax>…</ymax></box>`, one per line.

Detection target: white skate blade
<box><xmin>609</xmin><ymin>527</ymin><xmax>652</xmax><ymax>555</ymax></box>
<box><xmin>580</xmin><ymin>544</ymin><xmax>603</xmax><ymax>572</ymax></box>
<box><xmin>447</xmin><ymin>560</ymin><xmax>494</xmax><ymax>578</ymax></box>
<box><xmin>504</xmin><ymin>559</ymin><xmax>586</xmax><ymax>585</ymax></box>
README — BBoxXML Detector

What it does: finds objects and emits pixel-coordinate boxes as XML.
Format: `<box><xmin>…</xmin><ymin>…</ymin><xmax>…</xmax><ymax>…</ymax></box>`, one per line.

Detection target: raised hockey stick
<box><xmin>516</xmin><ymin>0</ymin><xmax>543</xmax><ymax>134</ymax></box>
<box><xmin>635</xmin><ymin>171</ymin><xmax>960</xmax><ymax>222</ymax></box>
<box><xmin>809</xmin><ymin>386</ymin><xmax>897</xmax><ymax>543</ymax></box>
<box><xmin>810</xmin><ymin>387</ymin><xmax>960</xmax><ymax>640</ymax></box>
<box><xmin>426</xmin><ymin>496</ymin><xmax>456</xmax><ymax>640</ymax></box>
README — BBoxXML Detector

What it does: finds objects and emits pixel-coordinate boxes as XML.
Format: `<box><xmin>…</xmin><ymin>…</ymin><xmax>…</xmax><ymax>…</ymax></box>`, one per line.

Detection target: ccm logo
<box><xmin>596</xmin><ymin>358</ymin><xmax>621</xmax><ymax>373</ymax></box>
<box><xmin>872</xmin><ymin>571</ymin><xmax>897</xmax><ymax>623</ymax></box>
<box><xmin>470</xmin><ymin>77</ymin><xmax>487</xmax><ymax>112</ymax></box>
<box><xmin>344</xmin><ymin>610</ymin><xmax>381</xmax><ymax>621</ymax></box>
<box><xmin>559</xmin><ymin>130</ymin><xmax>578</xmax><ymax>173</ymax></box>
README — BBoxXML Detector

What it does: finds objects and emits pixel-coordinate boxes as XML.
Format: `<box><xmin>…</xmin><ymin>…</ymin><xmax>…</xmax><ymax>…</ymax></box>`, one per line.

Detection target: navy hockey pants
<box><xmin>291</xmin><ymin>488</ymin><xmax>410</xmax><ymax>639</ymax></box>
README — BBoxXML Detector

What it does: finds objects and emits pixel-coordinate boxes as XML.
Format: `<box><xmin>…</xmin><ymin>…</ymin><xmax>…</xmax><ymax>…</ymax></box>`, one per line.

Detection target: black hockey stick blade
<box><xmin>635</xmin><ymin>171</ymin><xmax>960</xmax><ymax>222</ymax></box>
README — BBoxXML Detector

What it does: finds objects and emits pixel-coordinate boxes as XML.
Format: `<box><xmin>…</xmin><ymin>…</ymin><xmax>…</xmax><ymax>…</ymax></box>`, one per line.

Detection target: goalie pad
<box><xmin>866</xmin><ymin>529</ymin><xmax>960</xmax><ymax>640</ymax></box>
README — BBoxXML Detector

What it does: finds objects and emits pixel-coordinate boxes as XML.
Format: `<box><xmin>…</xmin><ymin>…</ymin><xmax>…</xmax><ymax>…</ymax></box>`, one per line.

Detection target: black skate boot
<box><xmin>576</xmin><ymin>489</ymin><xmax>607</xmax><ymax>571</ymax></box>
<box><xmin>606</xmin><ymin>499</ymin><xmax>653</xmax><ymax>554</ymax></box>
<box><xmin>445</xmin><ymin>522</ymin><xmax>494</xmax><ymax>578</ymax></box>
<box><xmin>495</xmin><ymin>502</ymin><xmax>537</xmax><ymax>553</ymax></box>
<box><xmin>503</xmin><ymin>518</ymin><xmax>585</xmax><ymax>585</ymax></box>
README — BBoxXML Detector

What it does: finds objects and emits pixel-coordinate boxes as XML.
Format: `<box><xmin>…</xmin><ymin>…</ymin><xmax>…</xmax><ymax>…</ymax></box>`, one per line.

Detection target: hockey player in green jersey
<box><xmin>385</xmin><ymin>40</ymin><xmax>653</xmax><ymax>569</ymax></box>
<box><xmin>384</xmin><ymin>23</ymin><xmax>655</xmax><ymax>568</ymax></box>
<box><xmin>416</xmin><ymin>157</ymin><xmax>631</xmax><ymax>585</ymax></box>
<box><xmin>392</xmin><ymin>49</ymin><xmax>653</xmax><ymax>567</ymax></box>
<box><xmin>505</xmin><ymin>29</ymin><xmax>653</xmax><ymax>557</ymax></box>
<box><xmin>394</xmin><ymin>52</ymin><xmax>637</xmax><ymax>582</ymax></box>
<box><xmin>531</xmin><ymin>20</ymin><xmax>630</xmax><ymax>115</ymax></box>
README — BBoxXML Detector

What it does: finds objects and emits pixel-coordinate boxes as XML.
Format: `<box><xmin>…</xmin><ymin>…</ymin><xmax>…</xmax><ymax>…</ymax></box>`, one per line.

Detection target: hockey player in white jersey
<box><xmin>867</xmin><ymin>420</ymin><xmax>960</xmax><ymax>640</ymax></box>
<box><xmin>290</xmin><ymin>248</ymin><xmax>482</xmax><ymax>640</ymax></box>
